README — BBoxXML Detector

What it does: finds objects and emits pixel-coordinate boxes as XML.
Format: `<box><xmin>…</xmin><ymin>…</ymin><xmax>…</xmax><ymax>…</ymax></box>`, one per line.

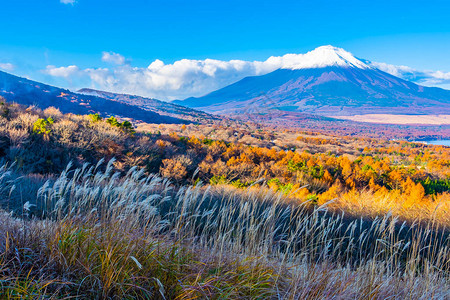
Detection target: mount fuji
<box><xmin>176</xmin><ymin>46</ymin><xmax>450</xmax><ymax>117</ymax></box>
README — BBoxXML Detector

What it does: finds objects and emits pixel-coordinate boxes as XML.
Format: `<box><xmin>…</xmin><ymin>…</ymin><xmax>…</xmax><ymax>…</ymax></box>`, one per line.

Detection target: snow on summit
<box><xmin>270</xmin><ymin>45</ymin><xmax>370</xmax><ymax>70</ymax></box>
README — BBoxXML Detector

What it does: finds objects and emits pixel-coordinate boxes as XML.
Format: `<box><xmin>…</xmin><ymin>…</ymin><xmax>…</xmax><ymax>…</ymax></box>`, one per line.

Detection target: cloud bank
<box><xmin>44</xmin><ymin>65</ymin><xmax>80</xmax><ymax>78</ymax></box>
<box><xmin>43</xmin><ymin>49</ymin><xmax>450</xmax><ymax>101</ymax></box>
<box><xmin>44</xmin><ymin>56</ymin><xmax>283</xmax><ymax>100</ymax></box>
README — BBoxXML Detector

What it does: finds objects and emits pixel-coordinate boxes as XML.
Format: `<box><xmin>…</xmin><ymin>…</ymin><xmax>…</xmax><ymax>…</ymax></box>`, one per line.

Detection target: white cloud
<box><xmin>42</xmin><ymin>47</ymin><xmax>450</xmax><ymax>101</ymax></box>
<box><xmin>370</xmin><ymin>62</ymin><xmax>416</xmax><ymax>78</ymax></box>
<box><xmin>44</xmin><ymin>65</ymin><xmax>80</xmax><ymax>78</ymax></box>
<box><xmin>102</xmin><ymin>52</ymin><xmax>126</xmax><ymax>65</ymax></box>
<box><xmin>44</xmin><ymin>57</ymin><xmax>279</xmax><ymax>100</ymax></box>
<box><xmin>430</xmin><ymin>70</ymin><xmax>450</xmax><ymax>80</ymax></box>
<box><xmin>0</xmin><ymin>63</ymin><xmax>14</xmax><ymax>72</ymax></box>
<box><xmin>369</xmin><ymin>61</ymin><xmax>450</xmax><ymax>87</ymax></box>
<box><xmin>60</xmin><ymin>0</ymin><xmax>76</xmax><ymax>4</ymax></box>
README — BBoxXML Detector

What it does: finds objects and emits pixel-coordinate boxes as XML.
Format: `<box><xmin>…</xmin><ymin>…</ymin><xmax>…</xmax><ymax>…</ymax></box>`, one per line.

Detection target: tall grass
<box><xmin>0</xmin><ymin>161</ymin><xmax>449</xmax><ymax>298</ymax></box>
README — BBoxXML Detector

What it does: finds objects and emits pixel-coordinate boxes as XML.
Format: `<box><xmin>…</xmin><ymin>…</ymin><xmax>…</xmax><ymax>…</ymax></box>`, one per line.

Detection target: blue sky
<box><xmin>1</xmin><ymin>0</ymin><xmax>450</xmax><ymax>99</ymax></box>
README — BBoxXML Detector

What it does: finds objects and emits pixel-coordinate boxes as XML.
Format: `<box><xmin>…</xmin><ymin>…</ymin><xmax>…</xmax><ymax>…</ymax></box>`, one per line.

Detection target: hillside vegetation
<box><xmin>0</xmin><ymin>100</ymin><xmax>449</xmax><ymax>298</ymax></box>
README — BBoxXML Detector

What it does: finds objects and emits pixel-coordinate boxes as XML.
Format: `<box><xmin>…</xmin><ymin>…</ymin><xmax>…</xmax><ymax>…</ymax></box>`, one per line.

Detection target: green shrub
<box><xmin>106</xmin><ymin>116</ymin><xmax>121</xmax><ymax>127</ymax></box>
<box><xmin>230</xmin><ymin>179</ymin><xmax>251</xmax><ymax>189</ymax></box>
<box><xmin>306</xmin><ymin>193</ymin><xmax>318</xmax><ymax>205</ymax></box>
<box><xmin>0</xmin><ymin>100</ymin><xmax>10</xmax><ymax>118</ymax></box>
<box><xmin>121</xmin><ymin>120</ymin><xmax>135</xmax><ymax>135</ymax></box>
<box><xmin>33</xmin><ymin>117</ymin><xmax>54</xmax><ymax>135</ymax></box>
<box><xmin>210</xmin><ymin>175</ymin><xmax>228</xmax><ymax>185</ymax></box>
<box><xmin>88</xmin><ymin>113</ymin><xmax>102</xmax><ymax>123</ymax></box>
<box><xmin>106</xmin><ymin>116</ymin><xmax>135</xmax><ymax>135</ymax></box>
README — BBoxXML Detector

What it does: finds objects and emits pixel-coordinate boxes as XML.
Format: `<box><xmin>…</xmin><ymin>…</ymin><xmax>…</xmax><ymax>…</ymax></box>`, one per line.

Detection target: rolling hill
<box><xmin>0</xmin><ymin>70</ymin><xmax>218</xmax><ymax>124</ymax></box>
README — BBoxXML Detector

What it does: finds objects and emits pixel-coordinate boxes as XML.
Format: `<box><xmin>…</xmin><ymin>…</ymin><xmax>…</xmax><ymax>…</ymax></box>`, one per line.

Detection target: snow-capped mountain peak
<box><xmin>178</xmin><ymin>45</ymin><xmax>450</xmax><ymax>117</ymax></box>
<box><xmin>276</xmin><ymin>45</ymin><xmax>370</xmax><ymax>70</ymax></box>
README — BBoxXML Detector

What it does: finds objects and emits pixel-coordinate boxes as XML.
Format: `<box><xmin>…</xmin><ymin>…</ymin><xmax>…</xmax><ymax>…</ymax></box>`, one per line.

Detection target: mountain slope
<box><xmin>0</xmin><ymin>71</ymin><xmax>218</xmax><ymax>124</ymax></box>
<box><xmin>175</xmin><ymin>46</ymin><xmax>450</xmax><ymax>116</ymax></box>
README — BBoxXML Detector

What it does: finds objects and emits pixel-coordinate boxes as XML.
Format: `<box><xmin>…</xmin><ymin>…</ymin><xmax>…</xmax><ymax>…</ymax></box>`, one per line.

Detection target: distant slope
<box><xmin>78</xmin><ymin>88</ymin><xmax>219</xmax><ymax>123</ymax></box>
<box><xmin>0</xmin><ymin>71</ymin><xmax>218</xmax><ymax>124</ymax></box>
<box><xmin>175</xmin><ymin>46</ymin><xmax>450</xmax><ymax>117</ymax></box>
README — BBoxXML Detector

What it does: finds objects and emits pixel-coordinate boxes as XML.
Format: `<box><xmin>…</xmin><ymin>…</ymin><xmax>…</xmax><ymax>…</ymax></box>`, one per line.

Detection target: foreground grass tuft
<box><xmin>0</xmin><ymin>162</ymin><xmax>449</xmax><ymax>299</ymax></box>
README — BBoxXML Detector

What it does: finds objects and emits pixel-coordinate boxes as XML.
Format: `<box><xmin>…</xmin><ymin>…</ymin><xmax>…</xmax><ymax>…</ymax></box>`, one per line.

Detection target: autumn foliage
<box><xmin>0</xmin><ymin>101</ymin><xmax>450</xmax><ymax>223</ymax></box>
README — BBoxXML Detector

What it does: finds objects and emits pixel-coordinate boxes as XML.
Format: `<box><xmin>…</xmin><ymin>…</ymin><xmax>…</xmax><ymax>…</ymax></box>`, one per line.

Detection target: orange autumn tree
<box><xmin>402</xmin><ymin>177</ymin><xmax>426</xmax><ymax>208</ymax></box>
